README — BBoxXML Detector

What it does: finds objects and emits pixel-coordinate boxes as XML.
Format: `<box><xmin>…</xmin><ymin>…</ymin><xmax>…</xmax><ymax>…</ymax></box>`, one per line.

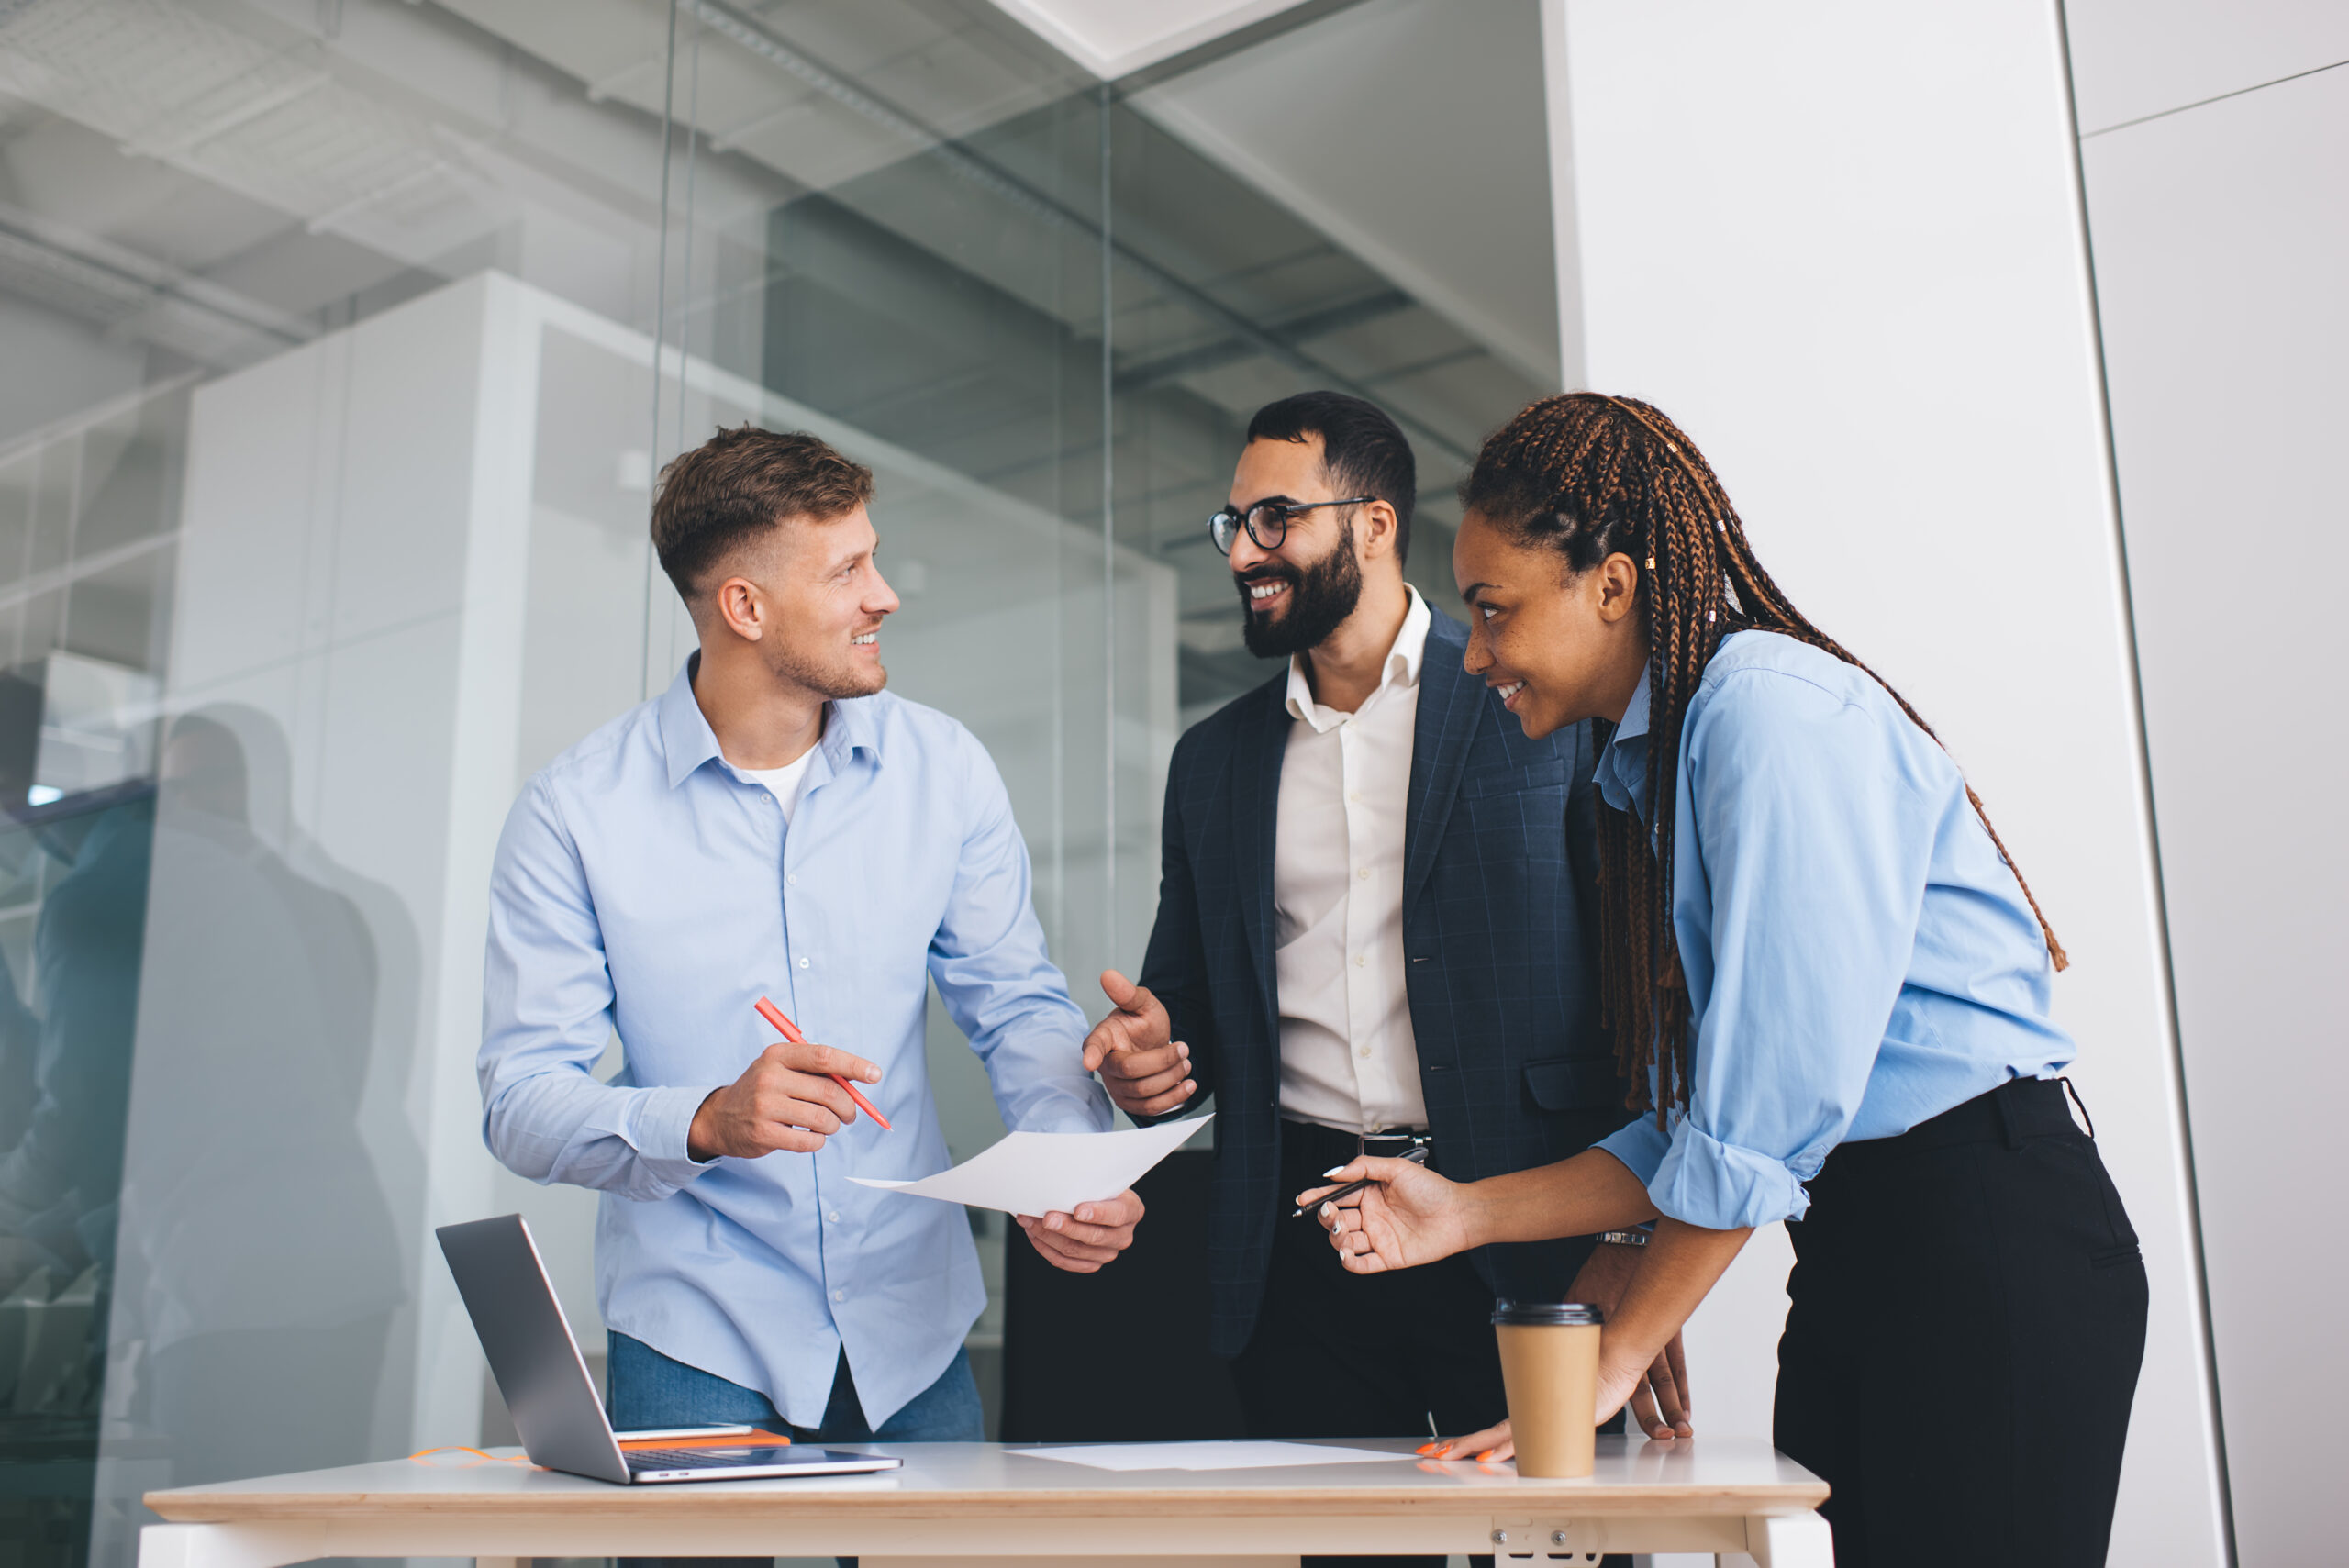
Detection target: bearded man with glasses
<box><xmin>1081</xmin><ymin>393</ymin><xmax>1685</xmax><ymax>1567</ymax></box>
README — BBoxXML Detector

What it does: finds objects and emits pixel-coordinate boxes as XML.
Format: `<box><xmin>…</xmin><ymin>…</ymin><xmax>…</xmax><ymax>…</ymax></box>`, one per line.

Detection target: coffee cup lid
<box><xmin>1491</xmin><ymin>1298</ymin><xmax>1604</xmax><ymax>1327</ymax></box>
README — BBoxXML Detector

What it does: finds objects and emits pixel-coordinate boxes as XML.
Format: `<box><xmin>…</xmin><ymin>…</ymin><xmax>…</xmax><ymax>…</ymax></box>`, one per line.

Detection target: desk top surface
<box><xmin>145</xmin><ymin>1438</ymin><xmax>1826</xmax><ymax>1521</ymax></box>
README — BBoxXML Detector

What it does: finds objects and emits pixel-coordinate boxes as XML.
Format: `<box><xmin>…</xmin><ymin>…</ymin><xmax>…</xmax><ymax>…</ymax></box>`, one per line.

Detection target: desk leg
<box><xmin>139</xmin><ymin>1524</ymin><xmax>328</xmax><ymax>1568</ymax></box>
<box><xmin>1742</xmin><ymin>1511</ymin><xmax>1833</xmax><ymax>1567</ymax></box>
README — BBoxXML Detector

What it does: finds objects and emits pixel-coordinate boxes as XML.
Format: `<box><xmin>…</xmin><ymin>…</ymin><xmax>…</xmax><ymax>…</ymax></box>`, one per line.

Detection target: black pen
<box><xmin>1291</xmin><ymin>1144</ymin><xmax>1428</xmax><ymax>1218</ymax></box>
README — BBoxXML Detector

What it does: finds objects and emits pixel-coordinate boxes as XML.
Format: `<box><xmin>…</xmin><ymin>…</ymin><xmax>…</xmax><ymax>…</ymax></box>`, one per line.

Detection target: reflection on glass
<box><xmin>107</xmin><ymin>710</ymin><xmax>406</xmax><ymax>1488</ymax></box>
<box><xmin>0</xmin><ymin>0</ymin><xmax>1557</xmax><ymax>1550</ymax></box>
<box><xmin>0</xmin><ymin>666</ymin><xmax>153</xmax><ymax>1568</ymax></box>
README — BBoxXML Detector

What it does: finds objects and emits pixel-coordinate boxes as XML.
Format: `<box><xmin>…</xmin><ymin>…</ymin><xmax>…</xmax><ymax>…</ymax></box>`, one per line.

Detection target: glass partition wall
<box><xmin>0</xmin><ymin>2</ymin><xmax>1558</xmax><ymax>1564</ymax></box>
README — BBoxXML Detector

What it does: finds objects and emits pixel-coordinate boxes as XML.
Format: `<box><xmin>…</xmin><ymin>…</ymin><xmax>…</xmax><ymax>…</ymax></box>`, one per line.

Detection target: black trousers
<box><xmin>1231</xmin><ymin>1120</ymin><xmax>1623</xmax><ymax>1568</ymax></box>
<box><xmin>1775</xmin><ymin>1077</ymin><xmax>2148</xmax><ymax>1568</ymax></box>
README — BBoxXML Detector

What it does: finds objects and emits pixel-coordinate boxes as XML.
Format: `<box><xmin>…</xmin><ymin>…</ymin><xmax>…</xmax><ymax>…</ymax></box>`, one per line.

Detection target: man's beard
<box><xmin>1237</xmin><ymin>520</ymin><xmax>1364</xmax><ymax>659</ymax></box>
<box><xmin>774</xmin><ymin>639</ymin><xmax>888</xmax><ymax>701</ymax></box>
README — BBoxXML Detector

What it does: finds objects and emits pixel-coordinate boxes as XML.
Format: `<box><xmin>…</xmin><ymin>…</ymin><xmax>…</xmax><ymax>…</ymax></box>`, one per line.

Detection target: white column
<box><xmin>2070</xmin><ymin>4</ymin><xmax>2349</xmax><ymax>1560</ymax></box>
<box><xmin>1550</xmin><ymin>2</ymin><xmax>2226</xmax><ymax>1562</ymax></box>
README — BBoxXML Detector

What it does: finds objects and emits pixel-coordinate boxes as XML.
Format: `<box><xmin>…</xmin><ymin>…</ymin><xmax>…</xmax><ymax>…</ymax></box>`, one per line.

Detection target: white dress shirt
<box><xmin>1274</xmin><ymin>587</ymin><xmax>1432</xmax><ymax>1133</ymax></box>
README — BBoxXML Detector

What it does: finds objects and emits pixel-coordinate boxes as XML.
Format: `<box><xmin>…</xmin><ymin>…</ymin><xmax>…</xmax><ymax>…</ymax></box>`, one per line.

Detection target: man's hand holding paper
<box><xmin>1015</xmin><ymin>1189</ymin><xmax>1143</xmax><ymax>1274</ymax></box>
<box><xmin>853</xmin><ymin>1115</ymin><xmax>1207</xmax><ymax>1273</ymax></box>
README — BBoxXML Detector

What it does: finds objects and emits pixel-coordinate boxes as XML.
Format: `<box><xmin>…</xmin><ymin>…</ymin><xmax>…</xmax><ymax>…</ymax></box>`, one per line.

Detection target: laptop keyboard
<box><xmin>626</xmin><ymin>1445</ymin><xmax>795</xmax><ymax>1471</ymax></box>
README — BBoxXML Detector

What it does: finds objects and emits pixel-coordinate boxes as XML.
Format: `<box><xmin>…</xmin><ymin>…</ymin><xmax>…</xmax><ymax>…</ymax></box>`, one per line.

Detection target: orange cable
<box><xmin>406</xmin><ymin>1446</ymin><xmax>539</xmax><ymax>1468</ymax></box>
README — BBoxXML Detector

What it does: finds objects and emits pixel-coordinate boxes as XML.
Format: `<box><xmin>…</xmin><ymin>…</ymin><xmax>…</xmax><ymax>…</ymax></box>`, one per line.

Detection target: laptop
<box><xmin>436</xmin><ymin>1214</ymin><xmax>902</xmax><ymax>1484</ymax></box>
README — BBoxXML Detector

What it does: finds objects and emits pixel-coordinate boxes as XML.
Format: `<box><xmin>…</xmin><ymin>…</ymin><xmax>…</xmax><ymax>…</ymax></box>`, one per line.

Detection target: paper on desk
<box><xmin>1008</xmin><ymin>1440</ymin><xmax>1407</xmax><ymax>1472</ymax></box>
<box><xmin>849</xmin><ymin>1115</ymin><xmax>1208</xmax><ymax>1217</ymax></box>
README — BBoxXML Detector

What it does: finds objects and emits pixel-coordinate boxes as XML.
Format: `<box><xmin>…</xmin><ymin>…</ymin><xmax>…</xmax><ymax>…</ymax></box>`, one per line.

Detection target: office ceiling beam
<box><xmin>1113</xmin><ymin>287</ymin><xmax>1412</xmax><ymax>393</ymax></box>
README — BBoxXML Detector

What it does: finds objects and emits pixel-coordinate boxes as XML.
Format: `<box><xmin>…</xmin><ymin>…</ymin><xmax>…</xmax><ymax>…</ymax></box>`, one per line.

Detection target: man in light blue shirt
<box><xmin>478</xmin><ymin>428</ymin><xmax>1140</xmax><ymax>1470</ymax></box>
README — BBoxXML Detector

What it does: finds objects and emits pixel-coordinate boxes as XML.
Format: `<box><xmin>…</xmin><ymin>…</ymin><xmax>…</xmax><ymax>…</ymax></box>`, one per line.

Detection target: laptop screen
<box><xmin>437</xmin><ymin>1214</ymin><xmax>631</xmax><ymax>1484</ymax></box>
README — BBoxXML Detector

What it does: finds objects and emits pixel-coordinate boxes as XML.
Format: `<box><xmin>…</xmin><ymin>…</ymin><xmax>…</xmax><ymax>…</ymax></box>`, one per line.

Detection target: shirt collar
<box><xmin>656</xmin><ymin>652</ymin><xmax>885</xmax><ymax>790</ymax></box>
<box><xmin>1614</xmin><ymin>661</ymin><xmax>1653</xmax><ymax>744</ymax></box>
<box><xmin>658</xmin><ymin>655</ymin><xmax>723</xmax><ymax>790</ymax></box>
<box><xmin>1283</xmin><ymin>585</ymin><xmax>1432</xmax><ymax>730</ymax></box>
<box><xmin>1594</xmin><ymin>662</ymin><xmax>1653</xmax><ymax>816</ymax></box>
<box><xmin>820</xmin><ymin>693</ymin><xmax>884</xmax><ymax>770</ymax></box>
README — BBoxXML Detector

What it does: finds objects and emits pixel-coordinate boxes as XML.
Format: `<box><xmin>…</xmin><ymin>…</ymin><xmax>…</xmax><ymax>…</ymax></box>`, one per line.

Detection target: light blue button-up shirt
<box><xmin>1594</xmin><ymin>631</ymin><xmax>2074</xmax><ymax>1231</ymax></box>
<box><xmin>479</xmin><ymin>659</ymin><xmax>1111</xmax><ymax>1428</ymax></box>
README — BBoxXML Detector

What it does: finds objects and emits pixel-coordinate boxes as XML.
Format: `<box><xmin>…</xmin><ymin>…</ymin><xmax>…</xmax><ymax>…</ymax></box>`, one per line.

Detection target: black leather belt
<box><xmin>1283</xmin><ymin>1118</ymin><xmax>1431</xmax><ymax>1162</ymax></box>
<box><xmin>1356</xmin><ymin>1127</ymin><xmax>1431</xmax><ymax>1156</ymax></box>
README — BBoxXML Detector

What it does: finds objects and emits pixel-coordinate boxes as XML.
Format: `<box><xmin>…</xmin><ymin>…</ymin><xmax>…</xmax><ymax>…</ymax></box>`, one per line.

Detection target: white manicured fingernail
<box><xmin>1322</xmin><ymin>1165</ymin><xmax>1348</xmax><ymax>1178</ymax></box>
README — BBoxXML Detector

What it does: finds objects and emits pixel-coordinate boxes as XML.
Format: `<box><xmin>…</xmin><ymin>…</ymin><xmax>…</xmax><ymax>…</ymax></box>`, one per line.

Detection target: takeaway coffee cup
<box><xmin>1491</xmin><ymin>1299</ymin><xmax>1604</xmax><ymax>1478</ymax></box>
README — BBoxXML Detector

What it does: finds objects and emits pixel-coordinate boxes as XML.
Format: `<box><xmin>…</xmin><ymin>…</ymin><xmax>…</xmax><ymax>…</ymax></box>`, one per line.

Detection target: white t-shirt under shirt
<box><xmin>735</xmin><ymin>749</ymin><xmax>815</xmax><ymax>826</ymax></box>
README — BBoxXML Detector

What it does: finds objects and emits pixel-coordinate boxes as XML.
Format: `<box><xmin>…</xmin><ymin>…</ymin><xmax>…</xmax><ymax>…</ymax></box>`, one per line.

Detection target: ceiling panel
<box><xmin>980</xmin><ymin>0</ymin><xmax>1308</xmax><ymax>79</ymax></box>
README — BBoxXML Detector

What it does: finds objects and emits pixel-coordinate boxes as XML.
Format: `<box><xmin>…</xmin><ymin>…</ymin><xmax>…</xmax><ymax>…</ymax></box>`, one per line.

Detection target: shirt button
<box><xmin>1354</xmin><ymin>954</ymin><xmax>1366</xmax><ymax>968</ymax></box>
<box><xmin>830</xmin><ymin>1287</ymin><xmax>846</xmax><ymax>1303</ymax></box>
<box><xmin>766</xmin><ymin>794</ymin><xmax>777</xmax><ymax>805</ymax></box>
<box><xmin>1357</xmin><ymin>1045</ymin><xmax>1371</xmax><ymax>1059</ymax></box>
<box><xmin>798</xmin><ymin>956</ymin><xmax>810</xmax><ymax>969</ymax></box>
<box><xmin>1356</xmin><ymin>866</ymin><xmax>1370</xmax><ymax>881</ymax></box>
<box><xmin>786</xmin><ymin>873</ymin><xmax>798</xmax><ymax>886</ymax></box>
<box><xmin>826</xmin><ymin>1210</ymin><xmax>841</xmax><ymax>1224</ymax></box>
<box><xmin>1348</xmin><ymin>790</ymin><xmax>1360</xmax><ymax>804</ymax></box>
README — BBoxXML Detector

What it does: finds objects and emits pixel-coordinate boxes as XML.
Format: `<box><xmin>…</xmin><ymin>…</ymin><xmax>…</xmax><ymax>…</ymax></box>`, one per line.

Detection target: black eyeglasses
<box><xmin>1207</xmin><ymin>496</ymin><xmax>1375</xmax><ymax>556</ymax></box>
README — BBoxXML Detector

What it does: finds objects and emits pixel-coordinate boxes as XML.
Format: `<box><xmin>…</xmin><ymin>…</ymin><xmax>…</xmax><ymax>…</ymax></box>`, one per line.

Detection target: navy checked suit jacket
<box><xmin>1140</xmin><ymin>606</ymin><xmax>1626</xmax><ymax>1358</ymax></box>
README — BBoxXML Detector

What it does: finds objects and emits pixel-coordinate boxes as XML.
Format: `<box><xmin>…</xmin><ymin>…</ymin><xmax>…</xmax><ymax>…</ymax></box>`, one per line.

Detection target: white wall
<box><xmin>2063</xmin><ymin>0</ymin><xmax>2349</xmax><ymax>134</ymax></box>
<box><xmin>2072</xmin><ymin>6</ymin><xmax>2349</xmax><ymax>1561</ymax></box>
<box><xmin>1553</xmin><ymin>2</ymin><xmax>2227</xmax><ymax>1562</ymax></box>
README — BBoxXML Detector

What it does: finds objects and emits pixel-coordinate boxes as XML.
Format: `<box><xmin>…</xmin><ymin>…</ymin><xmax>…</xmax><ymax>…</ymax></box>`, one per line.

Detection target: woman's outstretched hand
<box><xmin>1297</xmin><ymin>1156</ymin><xmax>1479</xmax><ymax>1273</ymax></box>
<box><xmin>1411</xmin><ymin>1338</ymin><xmax>1689</xmax><ymax>1467</ymax></box>
<box><xmin>1417</xmin><ymin>1418</ymin><xmax>1513</xmax><ymax>1464</ymax></box>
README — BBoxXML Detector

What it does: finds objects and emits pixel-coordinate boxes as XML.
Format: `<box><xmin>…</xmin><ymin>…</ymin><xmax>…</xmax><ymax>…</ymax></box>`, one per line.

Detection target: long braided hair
<box><xmin>1463</xmin><ymin>393</ymin><xmax>2067</xmax><ymax>1121</ymax></box>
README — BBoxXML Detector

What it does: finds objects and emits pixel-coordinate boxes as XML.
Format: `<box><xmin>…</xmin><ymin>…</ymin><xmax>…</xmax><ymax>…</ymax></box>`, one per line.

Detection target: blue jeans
<box><xmin>607</xmin><ymin>1332</ymin><xmax>983</xmax><ymax>1568</ymax></box>
<box><xmin>606</xmin><ymin>1331</ymin><xmax>984</xmax><ymax>1440</ymax></box>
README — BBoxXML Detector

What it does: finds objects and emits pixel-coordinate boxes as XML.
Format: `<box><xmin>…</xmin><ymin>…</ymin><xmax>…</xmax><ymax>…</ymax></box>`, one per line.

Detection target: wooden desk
<box><xmin>141</xmin><ymin>1437</ymin><xmax>1831</xmax><ymax>1566</ymax></box>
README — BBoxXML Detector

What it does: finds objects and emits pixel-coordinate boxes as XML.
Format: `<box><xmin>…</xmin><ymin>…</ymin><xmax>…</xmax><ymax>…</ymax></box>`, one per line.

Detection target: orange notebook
<box><xmin>617</xmin><ymin>1429</ymin><xmax>792</xmax><ymax>1451</ymax></box>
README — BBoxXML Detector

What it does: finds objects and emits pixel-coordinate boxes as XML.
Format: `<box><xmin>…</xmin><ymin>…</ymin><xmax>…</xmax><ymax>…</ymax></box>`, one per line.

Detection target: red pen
<box><xmin>754</xmin><ymin>995</ymin><xmax>891</xmax><ymax>1131</ymax></box>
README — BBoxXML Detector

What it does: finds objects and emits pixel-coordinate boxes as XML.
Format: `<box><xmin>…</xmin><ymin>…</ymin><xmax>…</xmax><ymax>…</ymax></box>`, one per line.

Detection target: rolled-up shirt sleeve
<box><xmin>1596</xmin><ymin>1109</ymin><xmax>1671</xmax><ymax>1187</ymax></box>
<box><xmin>479</xmin><ymin>777</ymin><xmax>717</xmax><ymax>1201</ymax></box>
<box><xmin>1628</xmin><ymin>667</ymin><xmax>1935</xmax><ymax>1230</ymax></box>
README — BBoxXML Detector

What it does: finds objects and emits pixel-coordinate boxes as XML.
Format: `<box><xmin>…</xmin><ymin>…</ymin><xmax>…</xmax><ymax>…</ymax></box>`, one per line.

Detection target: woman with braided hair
<box><xmin>1303</xmin><ymin>393</ymin><xmax>2147</xmax><ymax>1565</ymax></box>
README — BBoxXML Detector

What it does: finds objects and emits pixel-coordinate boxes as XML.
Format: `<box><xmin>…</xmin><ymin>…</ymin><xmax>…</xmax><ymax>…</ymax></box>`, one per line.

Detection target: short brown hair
<box><xmin>651</xmin><ymin>426</ymin><xmax>874</xmax><ymax>602</ymax></box>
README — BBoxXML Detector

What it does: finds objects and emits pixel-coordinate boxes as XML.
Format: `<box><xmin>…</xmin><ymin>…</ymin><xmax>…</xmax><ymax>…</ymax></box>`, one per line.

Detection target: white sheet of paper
<box><xmin>848</xmin><ymin>1115</ymin><xmax>1209</xmax><ymax>1216</ymax></box>
<box><xmin>1007</xmin><ymin>1440</ymin><xmax>1408</xmax><ymax>1472</ymax></box>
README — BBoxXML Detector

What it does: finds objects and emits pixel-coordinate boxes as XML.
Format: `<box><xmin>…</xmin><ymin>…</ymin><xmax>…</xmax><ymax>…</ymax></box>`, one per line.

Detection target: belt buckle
<box><xmin>1355</xmin><ymin>1129</ymin><xmax>1431</xmax><ymax>1158</ymax></box>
